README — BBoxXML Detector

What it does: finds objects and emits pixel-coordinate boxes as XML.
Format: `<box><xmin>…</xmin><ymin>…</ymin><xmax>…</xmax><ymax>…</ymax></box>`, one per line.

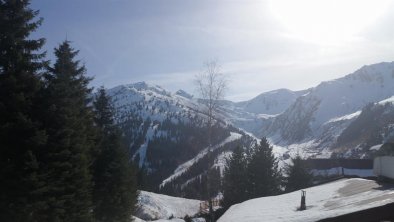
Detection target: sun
<box><xmin>268</xmin><ymin>0</ymin><xmax>390</xmax><ymax>45</ymax></box>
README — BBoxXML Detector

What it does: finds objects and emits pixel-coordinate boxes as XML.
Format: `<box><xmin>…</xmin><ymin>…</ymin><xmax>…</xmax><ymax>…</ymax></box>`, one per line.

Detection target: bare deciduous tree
<box><xmin>195</xmin><ymin>60</ymin><xmax>227</xmax><ymax>222</ymax></box>
<box><xmin>195</xmin><ymin>60</ymin><xmax>228</xmax><ymax>146</ymax></box>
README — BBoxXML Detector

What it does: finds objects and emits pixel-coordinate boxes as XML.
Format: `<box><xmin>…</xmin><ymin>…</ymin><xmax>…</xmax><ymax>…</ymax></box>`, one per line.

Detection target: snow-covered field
<box><xmin>135</xmin><ymin>191</ymin><xmax>202</xmax><ymax>221</ymax></box>
<box><xmin>218</xmin><ymin>178</ymin><xmax>394</xmax><ymax>222</ymax></box>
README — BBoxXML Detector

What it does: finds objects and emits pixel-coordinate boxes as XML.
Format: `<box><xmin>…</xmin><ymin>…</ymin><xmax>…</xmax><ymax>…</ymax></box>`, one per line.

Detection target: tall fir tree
<box><xmin>222</xmin><ymin>146</ymin><xmax>248</xmax><ymax>209</ymax></box>
<box><xmin>93</xmin><ymin>87</ymin><xmax>138</xmax><ymax>222</ymax></box>
<box><xmin>0</xmin><ymin>0</ymin><xmax>48</xmax><ymax>221</ymax></box>
<box><xmin>41</xmin><ymin>41</ymin><xmax>95</xmax><ymax>221</ymax></box>
<box><xmin>284</xmin><ymin>155</ymin><xmax>312</xmax><ymax>192</ymax></box>
<box><xmin>247</xmin><ymin>138</ymin><xmax>281</xmax><ymax>198</ymax></box>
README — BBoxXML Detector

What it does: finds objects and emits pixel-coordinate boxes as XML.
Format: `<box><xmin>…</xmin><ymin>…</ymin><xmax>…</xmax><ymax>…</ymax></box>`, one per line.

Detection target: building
<box><xmin>373</xmin><ymin>156</ymin><xmax>394</xmax><ymax>179</ymax></box>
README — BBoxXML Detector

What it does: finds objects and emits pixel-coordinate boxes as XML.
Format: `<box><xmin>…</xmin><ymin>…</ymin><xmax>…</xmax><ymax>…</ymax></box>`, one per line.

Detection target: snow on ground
<box><xmin>150</xmin><ymin>219</ymin><xmax>185</xmax><ymax>222</ymax></box>
<box><xmin>326</xmin><ymin>110</ymin><xmax>361</xmax><ymax>123</ymax></box>
<box><xmin>269</xmin><ymin>139</ymin><xmax>322</xmax><ymax>169</ymax></box>
<box><xmin>212</xmin><ymin>151</ymin><xmax>232</xmax><ymax>176</ymax></box>
<box><xmin>160</xmin><ymin>132</ymin><xmax>242</xmax><ymax>187</ymax></box>
<box><xmin>190</xmin><ymin>218</ymin><xmax>206</xmax><ymax>222</ymax></box>
<box><xmin>133</xmin><ymin>217</ymin><xmax>205</xmax><ymax>222</ymax></box>
<box><xmin>370</xmin><ymin>144</ymin><xmax>383</xmax><ymax>151</ymax></box>
<box><xmin>218</xmin><ymin>178</ymin><xmax>394</xmax><ymax>222</ymax></box>
<box><xmin>258</xmin><ymin>113</ymin><xmax>279</xmax><ymax>119</ymax></box>
<box><xmin>135</xmin><ymin>191</ymin><xmax>202</xmax><ymax>221</ymax></box>
<box><xmin>132</xmin><ymin>216</ymin><xmax>147</xmax><ymax>222</ymax></box>
<box><xmin>133</xmin><ymin>142</ymin><xmax>148</xmax><ymax>168</ymax></box>
<box><xmin>378</xmin><ymin>95</ymin><xmax>394</xmax><ymax>105</ymax></box>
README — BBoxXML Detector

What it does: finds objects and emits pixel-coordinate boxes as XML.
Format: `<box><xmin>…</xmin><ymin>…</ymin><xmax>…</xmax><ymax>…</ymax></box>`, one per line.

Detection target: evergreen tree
<box><xmin>222</xmin><ymin>146</ymin><xmax>248</xmax><ymax>209</ymax></box>
<box><xmin>247</xmin><ymin>138</ymin><xmax>281</xmax><ymax>198</ymax></box>
<box><xmin>41</xmin><ymin>41</ymin><xmax>95</xmax><ymax>221</ymax></box>
<box><xmin>93</xmin><ymin>87</ymin><xmax>138</xmax><ymax>222</ymax></box>
<box><xmin>284</xmin><ymin>155</ymin><xmax>312</xmax><ymax>192</ymax></box>
<box><xmin>0</xmin><ymin>0</ymin><xmax>48</xmax><ymax>221</ymax></box>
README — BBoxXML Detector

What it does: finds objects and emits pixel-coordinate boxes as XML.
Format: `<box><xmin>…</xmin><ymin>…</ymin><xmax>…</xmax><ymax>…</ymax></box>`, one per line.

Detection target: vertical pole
<box><xmin>300</xmin><ymin>190</ymin><xmax>306</xmax><ymax>211</ymax></box>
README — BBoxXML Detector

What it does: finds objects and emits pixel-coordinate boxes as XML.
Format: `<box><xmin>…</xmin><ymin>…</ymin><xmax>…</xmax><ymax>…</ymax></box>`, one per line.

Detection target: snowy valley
<box><xmin>117</xmin><ymin>62</ymin><xmax>394</xmax><ymax>221</ymax></box>
<box><xmin>99</xmin><ymin>62</ymin><xmax>394</xmax><ymax>215</ymax></box>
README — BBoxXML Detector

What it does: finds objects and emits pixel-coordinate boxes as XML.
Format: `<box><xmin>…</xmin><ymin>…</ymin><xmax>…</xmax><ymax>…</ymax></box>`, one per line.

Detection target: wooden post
<box><xmin>300</xmin><ymin>190</ymin><xmax>306</xmax><ymax>210</ymax></box>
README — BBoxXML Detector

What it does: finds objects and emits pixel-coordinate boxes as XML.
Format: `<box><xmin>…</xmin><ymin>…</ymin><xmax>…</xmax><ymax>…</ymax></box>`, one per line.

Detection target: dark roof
<box><xmin>303</xmin><ymin>159</ymin><xmax>373</xmax><ymax>170</ymax></box>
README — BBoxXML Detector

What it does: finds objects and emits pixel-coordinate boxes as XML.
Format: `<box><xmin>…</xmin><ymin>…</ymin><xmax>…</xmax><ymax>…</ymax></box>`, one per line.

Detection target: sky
<box><xmin>31</xmin><ymin>0</ymin><xmax>394</xmax><ymax>101</ymax></box>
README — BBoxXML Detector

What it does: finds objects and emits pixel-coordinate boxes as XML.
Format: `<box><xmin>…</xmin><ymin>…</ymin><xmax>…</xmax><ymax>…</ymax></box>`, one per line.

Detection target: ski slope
<box><xmin>160</xmin><ymin>132</ymin><xmax>242</xmax><ymax>187</ymax></box>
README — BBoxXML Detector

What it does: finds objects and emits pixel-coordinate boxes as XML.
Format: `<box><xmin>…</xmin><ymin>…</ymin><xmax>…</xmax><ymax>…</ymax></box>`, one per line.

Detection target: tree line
<box><xmin>0</xmin><ymin>1</ymin><xmax>137</xmax><ymax>222</ymax></box>
<box><xmin>222</xmin><ymin>138</ymin><xmax>312</xmax><ymax>210</ymax></box>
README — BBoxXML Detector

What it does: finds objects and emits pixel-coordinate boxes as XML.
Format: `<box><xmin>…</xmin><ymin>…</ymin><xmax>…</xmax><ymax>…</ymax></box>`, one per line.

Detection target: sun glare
<box><xmin>269</xmin><ymin>0</ymin><xmax>390</xmax><ymax>45</ymax></box>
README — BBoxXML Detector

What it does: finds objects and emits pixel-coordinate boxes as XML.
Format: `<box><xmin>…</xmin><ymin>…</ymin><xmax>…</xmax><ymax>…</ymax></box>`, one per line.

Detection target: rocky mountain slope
<box><xmin>333</xmin><ymin>96</ymin><xmax>394</xmax><ymax>158</ymax></box>
<box><xmin>217</xmin><ymin>88</ymin><xmax>307</xmax><ymax>137</ymax></box>
<box><xmin>261</xmin><ymin>62</ymin><xmax>394</xmax><ymax>157</ymax></box>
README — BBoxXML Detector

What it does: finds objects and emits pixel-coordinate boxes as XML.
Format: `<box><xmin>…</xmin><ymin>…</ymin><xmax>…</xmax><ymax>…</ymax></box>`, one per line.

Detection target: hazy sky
<box><xmin>31</xmin><ymin>0</ymin><xmax>394</xmax><ymax>101</ymax></box>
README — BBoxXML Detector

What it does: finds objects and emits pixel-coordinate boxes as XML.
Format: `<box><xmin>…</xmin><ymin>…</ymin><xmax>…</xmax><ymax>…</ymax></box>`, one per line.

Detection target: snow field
<box><xmin>135</xmin><ymin>191</ymin><xmax>202</xmax><ymax>221</ymax></box>
<box><xmin>218</xmin><ymin>178</ymin><xmax>394</xmax><ymax>222</ymax></box>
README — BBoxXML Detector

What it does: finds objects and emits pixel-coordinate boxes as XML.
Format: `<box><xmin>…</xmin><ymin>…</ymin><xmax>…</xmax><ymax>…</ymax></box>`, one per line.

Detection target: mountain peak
<box><xmin>235</xmin><ymin>88</ymin><xmax>303</xmax><ymax>115</ymax></box>
<box><xmin>126</xmin><ymin>81</ymin><xmax>149</xmax><ymax>89</ymax></box>
<box><xmin>119</xmin><ymin>81</ymin><xmax>170</xmax><ymax>97</ymax></box>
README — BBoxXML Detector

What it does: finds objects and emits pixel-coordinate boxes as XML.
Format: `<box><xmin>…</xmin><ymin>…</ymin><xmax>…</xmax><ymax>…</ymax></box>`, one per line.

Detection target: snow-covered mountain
<box><xmin>217</xmin><ymin>88</ymin><xmax>306</xmax><ymax>137</ymax></box>
<box><xmin>332</xmin><ymin>96</ymin><xmax>394</xmax><ymax>158</ymax></box>
<box><xmin>107</xmin><ymin>82</ymin><xmax>203</xmax><ymax>168</ymax></box>
<box><xmin>105</xmin><ymin>82</ymin><xmax>256</xmax><ymax>197</ymax></box>
<box><xmin>235</xmin><ymin>88</ymin><xmax>308</xmax><ymax>115</ymax></box>
<box><xmin>262</xmin><ymin>62</ymin><xmax>394</xmax><ymax>157</ymax></box>
<box><xmin>106</xmin><ymin>61</ymin><xmax>394</xmax><ymax>198</ymax></box>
